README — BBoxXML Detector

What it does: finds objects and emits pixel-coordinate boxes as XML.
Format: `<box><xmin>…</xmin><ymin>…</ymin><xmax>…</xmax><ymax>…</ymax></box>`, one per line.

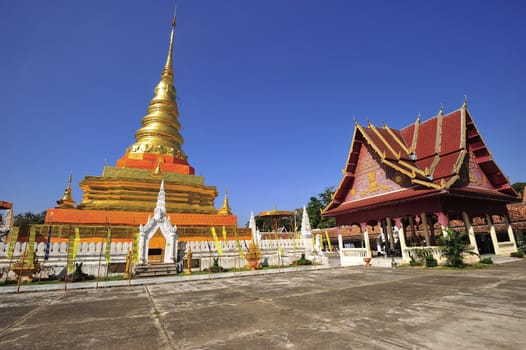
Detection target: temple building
<box><xmin>323</xmin><ymin>101</ymin><xmax>521</xmax><ymax>262</ymax></box>
<box><xmin>42</xmin><ymin>13</ymin><xmax>245</xmax><ymax>241</ymax></box>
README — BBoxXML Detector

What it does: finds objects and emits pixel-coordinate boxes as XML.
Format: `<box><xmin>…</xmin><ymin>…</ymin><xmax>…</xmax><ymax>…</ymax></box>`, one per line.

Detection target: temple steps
<box><xmin>135</xmin><ymin>263</ymin><xmax>180</xmax><ymax>278</ymax></box>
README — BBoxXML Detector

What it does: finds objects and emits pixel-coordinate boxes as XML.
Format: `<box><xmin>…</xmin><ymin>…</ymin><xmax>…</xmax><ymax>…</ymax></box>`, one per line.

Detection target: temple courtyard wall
<box><xmin>0</xmin><ymin>238</ymin><xmax>325</xmax><ymax>278</ymax></box>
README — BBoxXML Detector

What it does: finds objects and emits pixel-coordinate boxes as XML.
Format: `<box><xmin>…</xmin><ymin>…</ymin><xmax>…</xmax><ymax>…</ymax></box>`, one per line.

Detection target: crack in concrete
<box><xmin>0</xmin><ymin>293</ymin><xmax>64</xmax><ymax>335</ymax></box>
<box><xmin>144</xmin><ymin>285</ymin><xmax>175</xmax><ymax>350</ymax></box>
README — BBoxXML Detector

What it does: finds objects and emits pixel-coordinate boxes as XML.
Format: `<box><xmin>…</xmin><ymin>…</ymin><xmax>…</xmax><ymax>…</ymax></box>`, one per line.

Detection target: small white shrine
<box><xmin>138</xmin><ymin>180</ymin><xmax>178</xmax><ymax>264</ymax></box>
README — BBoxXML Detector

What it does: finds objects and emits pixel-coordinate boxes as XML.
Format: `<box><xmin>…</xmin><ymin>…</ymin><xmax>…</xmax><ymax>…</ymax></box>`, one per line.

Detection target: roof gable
<box><xmin>325</xmin><ymin>102</ymin><xmax>519</xmax><ymax>214</ymax></box>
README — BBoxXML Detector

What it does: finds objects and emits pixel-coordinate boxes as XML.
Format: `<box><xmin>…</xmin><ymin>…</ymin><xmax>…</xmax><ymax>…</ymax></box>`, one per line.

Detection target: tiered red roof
<box><xmin>325</xmin><ymin>103</ymin><xmax>519</xmax><ymax>216</ymax></box>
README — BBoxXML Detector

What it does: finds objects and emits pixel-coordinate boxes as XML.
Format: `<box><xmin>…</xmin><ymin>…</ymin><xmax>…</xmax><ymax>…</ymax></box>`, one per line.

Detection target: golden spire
<box><xmin>127</xmin><ymin>4</ymin><xmax>187</xmax><ymax>162</ymax></box>
<box><xmin>217</xmin><ymin>189</ymin><xmax>232</xmax><ymax>215</ymax></box>
<box><xmin>56</xmin><ymin>174</ymin><xmax>76</xmax><ymax>209</ymax></box>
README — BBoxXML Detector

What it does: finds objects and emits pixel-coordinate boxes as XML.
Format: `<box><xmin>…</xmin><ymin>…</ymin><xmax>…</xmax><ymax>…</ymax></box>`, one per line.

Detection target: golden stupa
<box><xmin>43</xmin><ymin>12</ymin><xmax>243</xmax><ymax>240</ymax></box>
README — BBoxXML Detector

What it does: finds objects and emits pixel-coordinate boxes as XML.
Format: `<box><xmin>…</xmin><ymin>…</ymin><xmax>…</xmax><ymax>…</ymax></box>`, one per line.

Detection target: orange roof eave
<box><xmin>46</xmin><ymin>208</ymin><xmax>237</xmax><ymax>227</ymax></box>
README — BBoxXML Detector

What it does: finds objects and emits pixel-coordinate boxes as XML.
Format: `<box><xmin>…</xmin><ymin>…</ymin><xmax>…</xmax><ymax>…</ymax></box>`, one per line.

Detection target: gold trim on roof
<box><xmin>370</xmin><ymin>123</ymin><xmax>399</xmax><ymax>159</ymax></box>
<box><xmin>409</xmin><ymin>113</ymin><xmax>420</xmax><ymax>155</ymax></box>
<box><xmin>383</xmin><ymin>124</ymin><xmax>410</xmax><ymax>155</ymax></box>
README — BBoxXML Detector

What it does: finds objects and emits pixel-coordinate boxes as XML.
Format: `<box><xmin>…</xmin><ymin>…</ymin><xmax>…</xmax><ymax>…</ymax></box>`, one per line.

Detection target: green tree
<box><xmin>306</xmin><ymin>187</ymin><xmax>336</xmax><ymax>229</ymax></box>
<box><xmin>14</xmin><ymin>211</ymin><xmax>46</xmax><ymax>226</ymax></box>
<box><xmin>439</xmin><ymin>228</ymin><xmax>478</xmax><ymax>268</ymax></box>
<box><xmin>511</xmin><ymin>182</ymin><xmax>525</xmax><ymax>197</ymax></box>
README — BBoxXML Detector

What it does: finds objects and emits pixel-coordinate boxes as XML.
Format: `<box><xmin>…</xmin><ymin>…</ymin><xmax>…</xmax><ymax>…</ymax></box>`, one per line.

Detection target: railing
<box><xmin>404</xmin><ymin>246</ymin><xmax>443</xmax><ymax>260</ymax></box>
<box><xmin>340</xmin><ymin>248</ymin><xmax>367</xmax><ymax>257</ymax></box>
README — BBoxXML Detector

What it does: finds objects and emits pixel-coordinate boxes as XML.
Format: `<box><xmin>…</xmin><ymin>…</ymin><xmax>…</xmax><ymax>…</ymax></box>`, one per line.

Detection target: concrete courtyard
<box><xmin>0</xmin><ymin>260</ymin><xmax>524</xmax><ymax>349</ymax></box>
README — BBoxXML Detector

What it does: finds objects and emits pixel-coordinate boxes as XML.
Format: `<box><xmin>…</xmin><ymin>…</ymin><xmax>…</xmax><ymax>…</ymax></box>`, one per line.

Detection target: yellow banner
<box><xmin>67</xmin><ymin>234</ymin><xmax>76</xmax><ymax>274</ymax></box>
<box><xmin>273</xmin><ymin>231</ymin><xmax>282</xmax><ymax>257</ymax></box>
<box><xmin>222</xmin><ymin>226</ymin><xmax>227</xmax><ymax>241</ymax></box>
<box><xmin>132</xmin><ymin>230</ymin><xmax>139</xmax><ymax>264</ymax></box>
<box><xmin>325</xmin><ymin>230</ymin><xmax>332</xmax><ymax>252</ymax></box>
<box><xmin>210</xmin><ymin>227</ymin><xmax>223</xmax><ymax>255</ymax></box>
<box><xmin>234</xmin><ymin>229</ymin><xmax>243</xmax><ymax>258</ymax></box>
<box><xmin>72</xmin><ymin>227</ymin><xmax>80</xmax><ymax>262</ymax></box>
<box><xmin>105</xmin><ymin>227</ymin><xmax>112</xmax><ymax>263</ymax></box>
<box><xmin>7</xmin><ymin>226</ymin><xmax>19</xmax><ymax>259</ymax></box>
<box><xmin>26</xmin><ymin>226</ymin><xmax>37</xmax><ymax>265</ymax></box>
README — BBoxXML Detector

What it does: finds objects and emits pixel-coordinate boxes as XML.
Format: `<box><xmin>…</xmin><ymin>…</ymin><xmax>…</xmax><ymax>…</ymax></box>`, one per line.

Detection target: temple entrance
<box><xmin>475</xmin><ymin>232</ymin><xmax>495</xmax><ymax>255</ymax></box>
<box><xmin>148</xmin><ymin>229</ymin><xmax>166</xmax><ymax>264</ymax></box>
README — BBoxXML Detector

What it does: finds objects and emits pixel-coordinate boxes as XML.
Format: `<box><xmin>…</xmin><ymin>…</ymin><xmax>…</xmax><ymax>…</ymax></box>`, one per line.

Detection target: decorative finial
<box><xmin>127</xmin><ymin>1</ymin><xmax>187</xmax><ymax>163</ymax></box>
<box><xmin>172</xmin><ymin>1</ymin><xmax>177</xmax><ymax>27</ymax></box>
<box><xmin>218</xmin><ymin>188</ymin><xmax>232</xmax><ymax>215</ymax></box>
<box><xmin>352</xmin><ymin>115</ymin><xmax>357</xmax><ymax>125</ymax></box>
<box><xmin>416</xmin><ymin>113</ymin><xmax>421</xmax><ymax>122</ymax></box>
<box><xmin>382</xmin><ymin>120</ymin><xmax>386</xmax><ymax>128</ymax></box>
<box><xmin>462</xmin><ymin>95</ymin><xmax>467</xmax><ymax>108</ymax></box>
<box><xmin>439</xmin><ymin>103</ymin><xmax>444</xmax><ymax>116</ymax></box>
<box><xmin>55</xmin><ymin>173</ymin><xmax>76</xmax><ymax>209</ymax></box>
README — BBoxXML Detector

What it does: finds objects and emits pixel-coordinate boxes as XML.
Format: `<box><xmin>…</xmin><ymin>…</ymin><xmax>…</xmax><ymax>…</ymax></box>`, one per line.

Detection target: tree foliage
<box><xmin>306</xmin><ymin>186</ymin><xmax>335</xmax><ymax>229</ymax></box>
<box><xmin>511</xmin><ymin>182</ymin><xmax>525</xmax><ymax>197</ymax></box>
<box><xmin>14</xmin><ymin>211</ymin><xmax>46</xmax><ymax>226</ymax></box>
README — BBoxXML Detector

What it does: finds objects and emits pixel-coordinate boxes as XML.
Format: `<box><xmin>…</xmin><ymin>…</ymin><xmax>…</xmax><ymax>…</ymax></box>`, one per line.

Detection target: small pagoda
<box><xmin>323</xmin><ymin>100</ymin><xmax>520</xmax><ymax>260</ymax></box>
<box><xmin>43</xmin><ymin>11</ymin><xmax>242</xmax><ymax>241</ymax></box>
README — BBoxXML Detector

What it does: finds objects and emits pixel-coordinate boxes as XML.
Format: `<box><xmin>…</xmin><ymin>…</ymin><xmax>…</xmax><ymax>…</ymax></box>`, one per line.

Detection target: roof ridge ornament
<box><xmin>462</xmin><ymin>95</ymin><xmax>468</xmax><ymax>109</ymax></box>
<box><xmin>438</xmin><ymin>103</ymin><xmax>444</xmax><ymax>116</ymax></box>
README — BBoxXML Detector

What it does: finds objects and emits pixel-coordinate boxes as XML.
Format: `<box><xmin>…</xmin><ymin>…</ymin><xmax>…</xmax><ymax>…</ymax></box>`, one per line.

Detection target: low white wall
<box><xmin>0</xmin><ymin>238</ymin><xmax>320</xmax><ymax>277</ymax></box>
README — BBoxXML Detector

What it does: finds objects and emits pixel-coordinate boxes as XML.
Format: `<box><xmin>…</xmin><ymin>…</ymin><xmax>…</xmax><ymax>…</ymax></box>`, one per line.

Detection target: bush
<box><xmin>480</xmin><ymin>257</ymin><xmax>493</xmax><ymax>264</ymax></box>
<box><xmin>425</xmin><ymin>255</ymin><xmax>438</xmax><ymax>267</ymax></box>
<box><xmin>440</xmin><ymin>228</ymin><xmax>478</xmax><ymax>268</ymax></box>
<box><xmin>293</xmin><ymin>253</ymin><xmax>313</xmax><ymax>266</ymax></box>
<box><xmin>510</xmin><ymin>251</ymin><xmax>524</xmax><ymax>258</ymax></box>
<box><xmin>409</xmin><ymin>258</ymin><xmax>421</xmax><ymax>267</ymax></box>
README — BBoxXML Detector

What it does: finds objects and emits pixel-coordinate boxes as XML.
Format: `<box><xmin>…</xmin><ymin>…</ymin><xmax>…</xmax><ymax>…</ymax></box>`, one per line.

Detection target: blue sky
<box><xmin>1</xmin><ymin>0</ymin><xmax>525</xmax><ymax>225</ymax></box>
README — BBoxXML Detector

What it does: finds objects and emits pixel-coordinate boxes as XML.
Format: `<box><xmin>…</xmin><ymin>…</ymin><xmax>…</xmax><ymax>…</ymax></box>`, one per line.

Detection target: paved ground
<box><xmin>0</xmin><ymin>260</ymin><xmax>524</xmax><ymax>350</ymax></box>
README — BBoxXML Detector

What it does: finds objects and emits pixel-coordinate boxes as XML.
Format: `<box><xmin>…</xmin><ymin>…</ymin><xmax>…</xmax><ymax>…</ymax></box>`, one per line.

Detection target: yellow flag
<box><xmin>73</xmin><ymin>227</ymin><xmax>80</xmax><ymax>261</ymax></box>
<box><xmin>67</xmin><ymin>234</ymin><xmax>76</xmax><ymax>274</ymax></box>
<box><xmin>132</xmin><ymin>230</ymin><xmax>139</xmax><ymax>264</ymax></box>
<box><xmin>234</xmin><ymin>229</ymin><xmax>243</xmax><ymax>258</ymax></box>
<box><xmin>222</xmin><ymin>225</ymin><xmax>227</xmax><ymax>242</ymax></box>
<box><xmin>27</xmin><ymin>226</ymin><xmax>37</xmax><ymax>265</ymax></box>
<box><xmin>105</xmin><ymin>227</ymin><xmax>112</xmax><ymax>263</ymax></box>
<box><xmin>210</xmin><ymin>227</ymin><xmax>223</xmax><ymax>255</ymax></box>
<box><xmin>7</xmin><ymin>226</ymin><xmax>19</xmax><ymax>259</ymax></box>
<box><xmin>325</xmin><ymin>230</ymin><xmax>332</xmax><ymax>252</ymax></box>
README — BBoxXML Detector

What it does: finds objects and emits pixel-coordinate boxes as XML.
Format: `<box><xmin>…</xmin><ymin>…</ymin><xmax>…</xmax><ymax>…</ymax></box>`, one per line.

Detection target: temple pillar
<box><xmin>503</xmin><ymin>214</ymin><xmax>517</xmax><ymax>247</ymax></box>
<box><xmin>386</xmin><ymin>218</ymin><xmax>395</xmax><ymax>252</ymax></box>
<box><xmin>420</xmin><ymin>213</ymin><xmax>431</xmax><ymax>247</ymax></box>
<box><xmin>139</xmin><ymin>230</ymin><xmax>147</xmax><ymax>264</ymax></box>
<box><xmin>360</xmin><ymin>223</ymin><xmax>371</xmax><ymax>258</ymax></box>
<box><xmin>408</xmin><ymin>215</ymin><xmax>417</xmax><ymax>246</ymax></box>
<box><xmin>461</xmin><ymin>211</ymin><xmax>479</xmax><ymax>256</ymax></box>
<box><xmin>338</xmin><ymin>234</ymin><xmax>343</xmax><ymax>252</ymax></box>
<box><xmin>485</xmin><ymin>213</ymin><xmax>500</xmax><ymax>255</ymax></box>
<box><xmin>395</xmin><ymin>217</ymin><xmax>409</xmax><ymax>261</ymax></box>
